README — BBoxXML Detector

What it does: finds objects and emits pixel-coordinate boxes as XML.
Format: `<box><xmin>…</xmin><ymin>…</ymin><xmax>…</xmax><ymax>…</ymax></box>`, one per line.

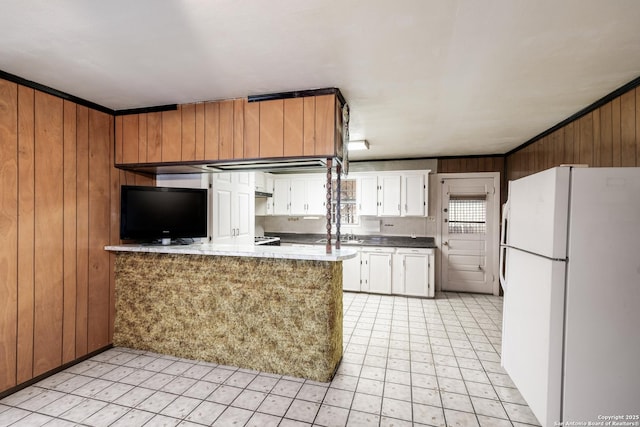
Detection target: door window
<box><xmin>448</xmin><ymin>195</ymin><xmax>487</xmax><ymax>234</ymax></box>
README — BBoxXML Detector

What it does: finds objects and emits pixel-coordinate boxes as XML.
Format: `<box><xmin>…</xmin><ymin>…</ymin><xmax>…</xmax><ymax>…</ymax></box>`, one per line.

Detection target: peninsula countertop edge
<box><xmin>105</xmin><ymin>243</ymin><xmax>357</xmax><ymax>261</ymax></box>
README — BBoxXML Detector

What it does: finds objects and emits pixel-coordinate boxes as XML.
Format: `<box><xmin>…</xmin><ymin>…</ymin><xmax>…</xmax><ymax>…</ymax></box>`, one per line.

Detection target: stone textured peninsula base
<box><xmin>113</xmin><ymin>252</ymin><xmax>343</xmax><ymax>382</ymax></box>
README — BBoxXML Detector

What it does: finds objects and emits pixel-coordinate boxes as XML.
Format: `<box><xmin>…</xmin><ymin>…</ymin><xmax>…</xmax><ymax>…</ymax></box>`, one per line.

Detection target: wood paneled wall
<box><xmin>0</xmin><ymin>78</ymin><xmax>151</xmax><ymax>395</ymax></box>
<box><xmin>507</xmin><ymin>86</ymin><xmax>640</xmax><ymax>180</ymax></box>
<box><xmin>437</xmin><ymin>156</ymin><xmax>505</xmax><ymax>174</ymax></box>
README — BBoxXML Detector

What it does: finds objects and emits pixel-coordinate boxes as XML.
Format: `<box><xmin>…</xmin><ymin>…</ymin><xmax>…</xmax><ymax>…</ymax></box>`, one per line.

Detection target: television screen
<box><xmin>120</xmin><ymin>185</ymin><xmax>208</xmax><ymax>242</ymax></box>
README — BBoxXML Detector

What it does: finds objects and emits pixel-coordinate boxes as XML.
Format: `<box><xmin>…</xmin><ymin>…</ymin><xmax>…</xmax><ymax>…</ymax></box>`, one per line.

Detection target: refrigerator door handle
<box><xmin>499</xmin><ymin>201</ymin><xmax>510</xmax><ymax>290</ymax></box>
<box><xmin>500</xmin><ymin>201</ymin><xmax>510</xmax><ymax>246</ymax></box>
<box><xmin>499</xmin><ymin>245</ymin><xmax>507</xmax><ymax>290</ymax></box>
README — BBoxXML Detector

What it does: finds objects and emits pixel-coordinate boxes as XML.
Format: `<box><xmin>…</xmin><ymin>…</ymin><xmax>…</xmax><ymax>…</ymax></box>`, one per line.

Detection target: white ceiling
<box><xmin>2</xmin><ymin>0</ymin><xmax>640</xmax><ymax>161</ymax></box>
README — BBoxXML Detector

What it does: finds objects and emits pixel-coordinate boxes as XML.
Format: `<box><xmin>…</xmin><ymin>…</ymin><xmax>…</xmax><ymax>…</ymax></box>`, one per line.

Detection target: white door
<box><xmin>401</xmin><ymin>173</ymin><xmax>426</xmax><ymax>216</ymax></box>
<box><xmin>305</xmin><ymin>178</ymin><xmax>326</xmax><ymax>215</ymax></box>
<box><xmin>272</xmin><ymin>178</ymin><xmax>290</xmax><ymax>215</ymax></box>
<box><xmin>441</xmin><ymin>177</ymin><xmax>498</xmax><ymax>294</ymax></box>
<box><xmin>378</xmin><ymin>175</ymin><xmax>401</xmax><ymax>216</ymax></box>
<box><xmin>342</xmin><ymin>249</ymin><xmax>361</xmax><ymax>292</ymax></box>
<box><xmin>289</xmin><ymin>179</ymin><xmax>307</xmax><ymax>215</ymax></box>
<box><xmin>358</xmin><ymin>176</ymin><xmax>378</xmax><ymax>216</ymax></box>
<box><xmin>234</xmin><ymin>173</ymin><xmax>254</xmax><ymax>244</ymax></box>
<box><xmin>362</xmin><ymin>251</ymin><xmax>392</xmax><ymax>294</ymax></box>
<box><xmin>502</xmin><ymin>248</ymin><xmax>565</xmax><ymax>427</ymax></box>
<box><xmin>403</xmin><ymin>253</ymin><xmax>429</xmax><ymax>296</ymax></box>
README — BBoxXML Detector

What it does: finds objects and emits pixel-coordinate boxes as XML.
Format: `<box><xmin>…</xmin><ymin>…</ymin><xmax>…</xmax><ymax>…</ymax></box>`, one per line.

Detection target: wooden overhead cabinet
<box><xmin>114</xmin><ymin>89</ymin><xmax>346</xmax><ymax>171</ymax></box>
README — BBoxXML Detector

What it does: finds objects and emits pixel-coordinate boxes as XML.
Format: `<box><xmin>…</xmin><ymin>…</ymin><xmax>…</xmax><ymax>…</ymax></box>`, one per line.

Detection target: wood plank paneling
<box><xmin>611</xmin><ymin>97</ymin><xmax>621</xmax><ymax>166</ymax></box>
<box><xmin>0</xmin><ymin>79</ymin><xmax>18</xmax><ymax>391</ymax></box>
<box><xmin>219</xmin><ymin>100</ymin><xmax>234</xmax><ymax>160</ymax></box>
<box><xmin>204</xmin><ymin>102</ymin><xmax>220</xmax><ymax>160</ymax></box>
<box><xmin>114</xmin><ymin>116</ymin><xmax>123</xmax><ymax>164</ymax></box>
<box><xmin>637</xmin><ymin>88</ymin><xmax>640</xmax><ymax>166</ymax></box>
<box><xmin>303</xmin><ymin>97</ymin><xmax>315</xmax><ymax>155</ymax></box>
<box><xmin>598</xmin><ymin>103</ymin><xmax>612</xmax><ymax>167</ymax></box>
<box><xmin>75</xmin><ymin>105</ymin><xmax>89</xmax><ymax>357</ymax></box>
<box><xmin>552</xmin><ymin>129</ymin><xmax>564</xmax><ymax>167</ymax></box>
<box><xmin>181</xmin><ymin>103</ymin><xmax>196</xmax><ymax>161</ymax></box>
<box><xmin>195</xmin><ymin>103</ymin><xmax>205</xmax><ymax>160</ymax></box>
<box><xmin>620</xmin><ymin>90</ymin><xmax>636</xmax><ymax>166</ymax></box>
<box><xmin>506</xmin><ymin>84</ymin><xmax>640</xmax><ymax>180</ymax></box>
<box><xmin>62</xmin><ymin>100</ymin><xmax>77</xmax><ymax>364</ymax></box>
<box><xmin>563</xmin><ymin>122</ymin><xmax>575</xmax><ymax>164</ymax></box>
<box><xmin>578</xmin><ymin>113</ymin><xmax>594</xmax><ymax>165</ymax></box>
<box><xmin>122</xmin><ymin>115</ymin><xmax>139</xmax><ymax>164</ymax></box>
<box><xmin>1</xmin><ymin>77</ymin><xmax>117</xmax><ymax>395</ymax></box>
<box><xmin>233</xmin><ymin>99</ymin><xmax>244</xmax><ymax>159</ymax></box>
<box><xmin>33</xmin><ymin>91</ymin><xmax>64</xmax><ymax>376</ymax></box>
<box><xmin>314</xmin><ymin>94</ymin><xmax>335</xmax><ymax>156</ymax></box>
<box><xmin>162</xmin><ymin>108</ymin><xmax>182</xmax><ymax>162</ymax></box>
<box><xmin>109</xmin><ymin>117</ymin><xmax>118</xmax><ymax>344</ymax></box>
<box><xmin>87</xmin><ymin>110</ymin><xmax>111</xmax><ymax>352</ymax></box>
<box><xmin>138</xmin><ymin>113</ymin><xmax>147</xmax><ymax>163</ymax></box>
<box><xmin>592</xmin><ymin>109</ymin><xmax>601</xmax><ymax>166</ymax></box>
<box><xmin>17</xmin><ymin>85</ymin><xmax>35</xmax><ymax>383</ymax></box>
<box><xmin>147</xmin><ymin>112</ymin><xmax>162</xmax><ymax>163</ymax></box>
<box><xmin>284</xmin><ymin>98</ymin><xmax>304</xmax><ymax>157</ymax></box>
<box><xmin>259</xmin><ymin>99</ymin><xmax>284</xmax><ymax>158</ymax></box>
<box><xmin>244</xmin><ymin>101</ymin><xmax>260</xmax><ymax>158</ymax></box>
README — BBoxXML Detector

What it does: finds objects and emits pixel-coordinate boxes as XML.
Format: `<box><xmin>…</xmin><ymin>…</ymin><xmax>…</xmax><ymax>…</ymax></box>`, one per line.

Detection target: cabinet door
<box><xmin>234</xmin><ymin>173</ymin><xmax>254</xmax><ymax>244</ymax></box>
<box><xmin>379</xmin><ymin>175</ymin><xmax>401</xmax><ymax>216</ymax></box>
<box><xmin>290</xmin><ymin>179</ymin><xmax>307</xmax><ymax>215</ymax></box>
<box><xmin>272</xmin><ymin>178</ymin><xmax>290</xmax><ymax>215</ymax></box>
<box><xmin>212</xmin><ymin>175</ymin><xmax>233</xmax><ymax>243</ymax></box>
<box><xmin>342</xmin><ymin>250</ymin><xmax>361</xmax><ymax>292</ymax></box>
<box><xmin>367</xmin><ymin>252</ymin><xmax>392</xmax><ymax>294</ymax></box>
<box><xmin>402</xmin><ymin>173</ymin><xmax>426</xmax><ymax>216</ymax></box>
<box><xmin>266</xmin><ymin>174</ymin><xmax>274</xmax><ymax>215</ymax></box>
<box><xmin>358</xmin><ymin>176</ymin><xmax>378</xmax><ymax>216</ymax></box>
<box><xmin>403</xmin><ymin>254</ymin><xmax>429</xmax><ymax>296</ymax></box>
<box><xmin>260</xmin><ymin>99</ymin><xmax>284</xmax><ymax>158</ymax></box>
<box><xmin>305</xmin><ymin>178</ymin><xmax>326</xmax><ymax>215</ymax></box>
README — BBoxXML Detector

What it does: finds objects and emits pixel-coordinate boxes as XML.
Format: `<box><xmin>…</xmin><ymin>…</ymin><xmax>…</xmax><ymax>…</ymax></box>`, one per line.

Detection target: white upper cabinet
<box><xmin>401</xmin><ymin>173</ymin><xmax>428</xmax><ymax>216</ymax></box>
<box><xmin>304</xmin><ymin>178</ymin><xmax>327</xmax><ymax>215</ymax></box>
<box><xmin>273</xmin><ymin>175</ymin><xmax>327</xmax><ymax>216</ymax></box>
<box><xmin>358</xmin><ymin>175</ymin><xmax>379</xmax><ymax>216</ymax></box>
<box><xmin>378</xmin><ymin>174</ymin><xmax>401</xmax><ymax>216</ymax></box>
<box><xmin>211</xmin><ymin>172</ymin><xmax>254</xmax><ymax>244</ymax></box>
<box><xmin>267</xmin><ymin>169</ymin><xmax>429</xmax><ymax>219</ymax></box>
<box><xmin>272</xmin><ymin>177</ymin><xmax>291</xmax><ymax>215</ymax></box>
<box><xmin>356</xmin><ymin>170</ymin><xmax>429</xmax><ymax>218</ymax></box>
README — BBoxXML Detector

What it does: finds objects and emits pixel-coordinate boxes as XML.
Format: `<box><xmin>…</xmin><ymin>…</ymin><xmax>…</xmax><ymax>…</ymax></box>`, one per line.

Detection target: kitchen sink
<box><xmin>315</xmin><ymin>238</ymin><xmax>363</xmax><ymax>244</ymax></box>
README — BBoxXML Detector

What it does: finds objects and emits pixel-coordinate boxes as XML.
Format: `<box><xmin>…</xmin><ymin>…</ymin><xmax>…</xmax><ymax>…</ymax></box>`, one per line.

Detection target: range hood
<box><xmin>255</xmin><ymin>190</ymin><xmax>273</xmax><ymax>198</ymax></box>
<box><xmin>207</xmin><ymin>158</ymin><xmax>327</xmax><ymax>172</ymax></box>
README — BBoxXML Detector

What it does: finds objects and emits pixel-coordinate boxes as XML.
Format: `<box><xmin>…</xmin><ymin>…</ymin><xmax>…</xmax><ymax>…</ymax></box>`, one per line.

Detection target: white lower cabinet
<box><xmin>360</xmin><ymin>247</ymin><xmax>394</xmax><ymax>294</ymax></box>
<box><xmin>341</xmin><ymin>247</ymin><xmax>362</xmax><ymax>292</ymax></box>
<box><xmin>343</xmin><ymin>246</ymin><xmax>434</xmax><ymax>297</ymax></box>
<box><xmin>393</xmin><ymin>248</ymin><xmax>435</xmax><ymax>298</ymax></box>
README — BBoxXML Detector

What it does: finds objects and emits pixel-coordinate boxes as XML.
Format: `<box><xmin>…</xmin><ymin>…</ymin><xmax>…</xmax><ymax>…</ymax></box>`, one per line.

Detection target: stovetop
<box><xmin>254</xmin><ymin>236</ymin><xmax>281</xmax><ymax>245</ymax></box>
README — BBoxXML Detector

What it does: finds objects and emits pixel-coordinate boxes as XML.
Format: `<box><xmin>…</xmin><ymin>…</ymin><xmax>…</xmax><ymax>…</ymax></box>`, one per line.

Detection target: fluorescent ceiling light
<box><xmin>348</xmin><ymin>140</ymin><xmax>369</xmax><ymax>151</ymax></box>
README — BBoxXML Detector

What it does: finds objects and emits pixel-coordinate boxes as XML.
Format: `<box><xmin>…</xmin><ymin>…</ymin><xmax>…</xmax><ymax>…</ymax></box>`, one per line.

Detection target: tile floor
<box><xmin>0</xmin><ymin>292</ymin><xmax>540</xmax><ymax>426</ymax></box>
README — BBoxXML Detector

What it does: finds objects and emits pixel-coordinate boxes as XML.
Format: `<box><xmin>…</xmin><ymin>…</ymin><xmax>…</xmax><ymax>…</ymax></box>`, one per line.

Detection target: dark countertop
<box><xmin>267</xmin><ymin>232</ymin><xmax>437</xmax><ymax>249</ymax></box>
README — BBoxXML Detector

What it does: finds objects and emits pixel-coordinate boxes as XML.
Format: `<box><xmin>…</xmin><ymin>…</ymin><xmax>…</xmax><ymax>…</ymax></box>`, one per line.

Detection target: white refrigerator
<box><xmin>500</xmin><ymin>166</ymin><xmax>640</xmax><ymax>426</ymax></box>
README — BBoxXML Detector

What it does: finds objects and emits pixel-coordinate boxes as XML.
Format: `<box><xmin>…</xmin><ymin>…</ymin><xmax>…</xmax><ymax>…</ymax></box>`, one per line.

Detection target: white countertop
<box><xmin>105</xmin><ymin>243</ymin><xmax>357</xmax><ymax>261</ymax></box>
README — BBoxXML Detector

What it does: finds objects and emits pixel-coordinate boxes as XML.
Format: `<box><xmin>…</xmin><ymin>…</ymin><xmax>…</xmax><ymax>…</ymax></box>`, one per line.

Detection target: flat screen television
<box><xmin>120</xmin><ymin>185</ymin><xmax>208</xmax><ymax>243</ymax></box>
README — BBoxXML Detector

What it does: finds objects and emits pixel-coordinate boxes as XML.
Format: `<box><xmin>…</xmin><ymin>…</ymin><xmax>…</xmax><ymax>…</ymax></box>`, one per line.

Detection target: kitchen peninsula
<box><xmin>105</xmin><ymin>244</ymin><xmax>356</xmax><ymax>382</ymax></box>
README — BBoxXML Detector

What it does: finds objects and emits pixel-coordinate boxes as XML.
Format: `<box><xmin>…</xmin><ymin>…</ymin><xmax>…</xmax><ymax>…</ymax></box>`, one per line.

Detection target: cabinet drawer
<box><xmin>395</xmin><ymin>248</ymin><xmax>433</xmax><ymax>255</ymax></box>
